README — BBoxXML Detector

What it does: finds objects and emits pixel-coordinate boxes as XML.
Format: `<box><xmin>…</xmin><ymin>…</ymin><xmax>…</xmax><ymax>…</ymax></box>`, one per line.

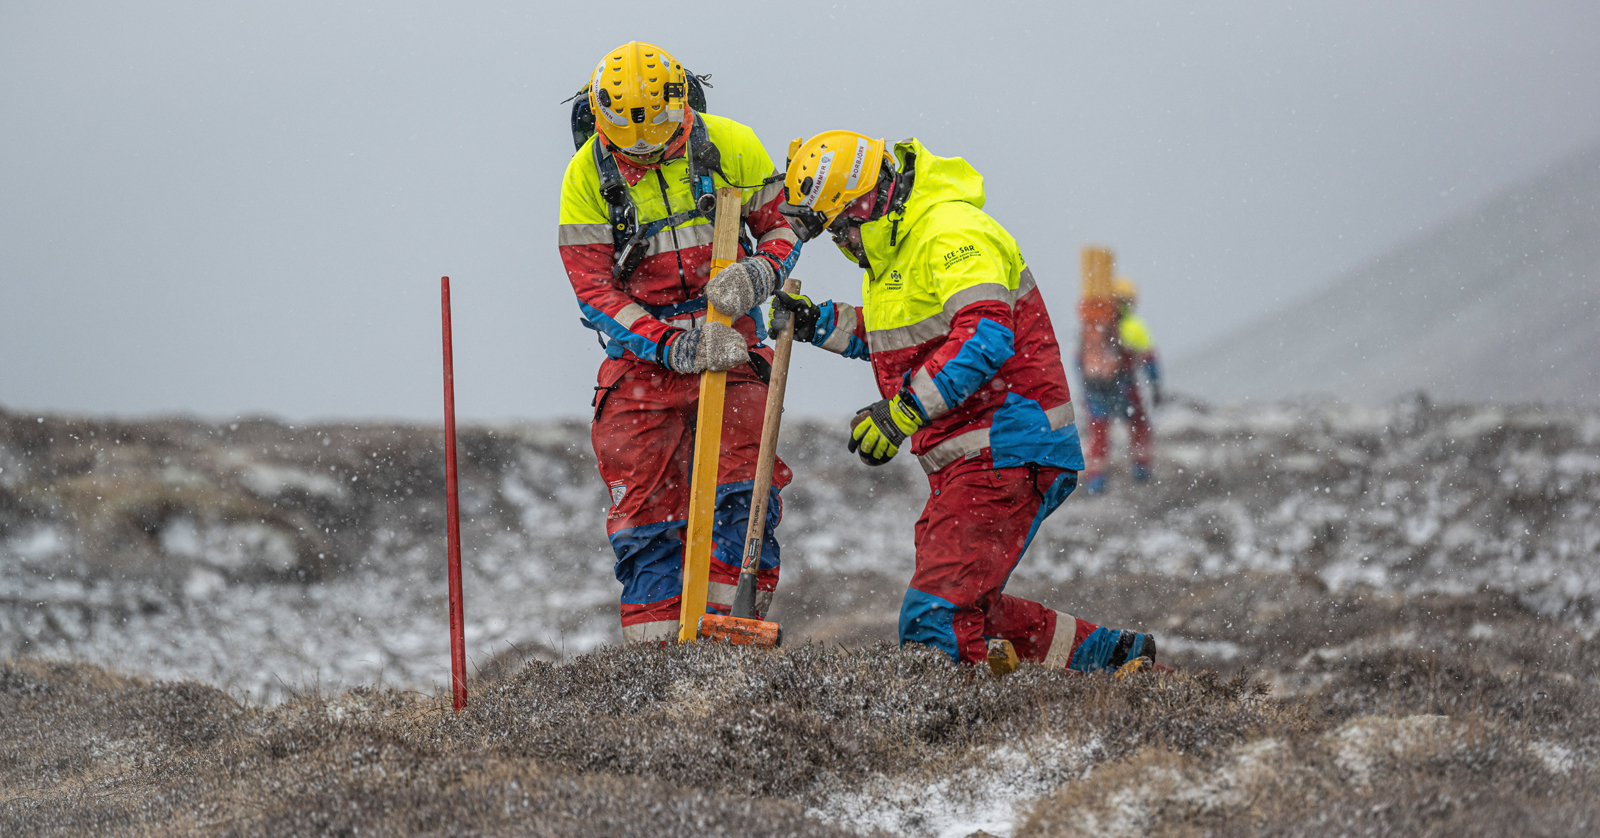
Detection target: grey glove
<box><xmin>667</xmin><ymin>321</ymin><xmax>749</xmax><ymax>374</ymax></box>
<box><xmin>705</xmin><ymin>257</ymin><xmax>776</xmax><ymax>318</ymax></box>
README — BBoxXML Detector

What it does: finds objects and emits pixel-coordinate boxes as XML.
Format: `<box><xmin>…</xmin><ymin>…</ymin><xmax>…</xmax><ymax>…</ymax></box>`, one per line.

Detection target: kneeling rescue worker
<box><xmin>558</xmin><ymin>42</ymin><xmax>801</xmax><ymax>643</ymax></box>
<box><xmin>771</xmin><ymin>132</ymin><xmax>1166</xmax><ymax>673</ymax></box>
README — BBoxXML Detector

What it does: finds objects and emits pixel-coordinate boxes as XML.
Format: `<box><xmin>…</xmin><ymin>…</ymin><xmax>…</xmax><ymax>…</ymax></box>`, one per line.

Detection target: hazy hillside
<box><xmin>1171</xmin><ymin>139</ymin><xmax>1600</xmax><ymax>405</ymax></box>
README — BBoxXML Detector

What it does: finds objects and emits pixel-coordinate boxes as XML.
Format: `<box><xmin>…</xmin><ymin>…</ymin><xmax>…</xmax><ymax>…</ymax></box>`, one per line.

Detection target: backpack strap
<box><xmin>593</xmin><ymin>113</ymin><xmax>755</xmax><ymax>284</ymax></box>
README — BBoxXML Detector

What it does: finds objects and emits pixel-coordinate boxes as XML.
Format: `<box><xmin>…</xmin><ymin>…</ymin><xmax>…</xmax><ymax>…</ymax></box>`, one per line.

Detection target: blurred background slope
<box><xmin>1171</xmin><ymin>139</ymin><xmax>1600</xmax><ymax>405</ymax></box>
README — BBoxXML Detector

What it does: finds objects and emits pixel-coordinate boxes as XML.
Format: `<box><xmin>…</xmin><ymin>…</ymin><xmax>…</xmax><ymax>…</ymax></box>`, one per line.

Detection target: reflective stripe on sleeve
<box><xmin>868</xmin><ymin>281</ymin><xmax>1016</xmax><ymax>353</ymax></box>
<box><xmin>558</xmin><ymin>223</ymin><xmax>614</xmax><ymax>246</ymax></box>
<box><xmin>819</xmin><ymin>302</ymin><xmax>859</xmax><ymax>355</ymax></box>
<box><xmin>758</xmin><ymin>226</ymin><xmax>799</xmax><ymax>247</ymax></box>
<box><xmin>1017</xmin><ymin>266</ymin><xmax>1038</xmax><ymax>297</ymax></box>
<box><xmin>743</xmin><ymin>179</ymin><xmax>784</xmax><ymax>213</ymax></box>
<box><xmin>914</xmin><ymin>399</ymin><xmax>1075</xmax><ymax>474</ymax></box>
<box><xmin>1042</xmin><ymin>610</ymin><xmax>1078</xmax><ymax>669</ymax></box>
<box><xmin>643</xmin><ymin>220</ymin><xmax>715</xmax><ymax>257</ymax></box>
<box><xmin>909</xmin><ymin>367</ymin><xmax>950</xmax><ymax>419</ymax></box>
<box><xmin>614</xmin><ymin>303</ymin><xmax>650</xmax><ymax>330</ymax></box>
<box><xmin>916</xmin><ymin>427</ymin><xmax>989</xmax><ymax>474</ymax></box>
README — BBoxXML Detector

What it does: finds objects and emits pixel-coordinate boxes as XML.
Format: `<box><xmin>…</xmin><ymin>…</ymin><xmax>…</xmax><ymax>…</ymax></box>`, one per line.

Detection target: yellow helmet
<box><xmin>778</xmin><ymin>131</ymin><xmax>888</xmax><ymax>242</ymax></box>
<box><xmin>587</xmin><ymin>42</ymin><xmax>690</xmax><ymax>158</ymax></box>
<box><xmin>1112</xmin><ymin>276</ymin><xmax>1139</xmax><ymax>303</ymax></box>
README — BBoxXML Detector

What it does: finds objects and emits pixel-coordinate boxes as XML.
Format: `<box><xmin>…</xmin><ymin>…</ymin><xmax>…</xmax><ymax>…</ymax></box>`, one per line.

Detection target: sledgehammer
<box><xmin>697</xmin><ymin>277</ymin><xmax>802</xmax><ymax>648</ymax></box>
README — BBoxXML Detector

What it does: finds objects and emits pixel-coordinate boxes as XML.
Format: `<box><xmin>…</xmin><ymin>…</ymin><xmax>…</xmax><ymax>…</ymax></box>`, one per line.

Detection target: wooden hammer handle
<box><xmin>730</xmin><ymin>277</ymin><xmax>800</xmax><ymax>618</ymax></box>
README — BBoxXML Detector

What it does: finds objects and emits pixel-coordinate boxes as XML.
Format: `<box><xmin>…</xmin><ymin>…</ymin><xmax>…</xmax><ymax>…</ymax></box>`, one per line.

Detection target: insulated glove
<box><xmin>768</xmin><ymin>290</ymin><xmax>820</xmax><ymax>343</ymax></box>
<box><xmin>847</xmin><ymin>392</ymin><xmax>927</xmax><ymax>466</ymax></box>
<box><xmin>666</xmin><ymin>321</ymin><xmax>749</xmax><ymax>374</ymax></box>
<box><xmin>705</xmin><ymin>257</ymin><xmax>776</xmax><ymax>318</ymax></box>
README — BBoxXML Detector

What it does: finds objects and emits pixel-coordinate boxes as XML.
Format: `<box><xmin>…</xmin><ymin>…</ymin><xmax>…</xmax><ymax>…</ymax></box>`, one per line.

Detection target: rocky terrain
<box><xmin>2</xmin><ymin>396</ymin><xmax>1598</xmax><ymax>835</ymax></box>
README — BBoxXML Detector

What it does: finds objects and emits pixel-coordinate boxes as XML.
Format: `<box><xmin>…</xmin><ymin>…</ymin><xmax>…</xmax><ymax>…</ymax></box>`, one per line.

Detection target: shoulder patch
<box><xmin>942</xmin><ymin>244</ymin><xmax>981</xmax><ymax>268</ymax></box>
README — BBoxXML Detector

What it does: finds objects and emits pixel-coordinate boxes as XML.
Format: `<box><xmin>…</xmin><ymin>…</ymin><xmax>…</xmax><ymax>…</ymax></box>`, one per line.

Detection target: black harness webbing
<box><xmin>594</xmin><ymin>116</ymin><xmax>752</xmax><ymax>284</ymax></box>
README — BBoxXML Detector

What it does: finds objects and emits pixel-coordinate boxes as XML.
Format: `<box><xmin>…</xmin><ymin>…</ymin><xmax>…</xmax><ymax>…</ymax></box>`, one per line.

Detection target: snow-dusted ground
<box><xmin>3</xmin><ymin>396</ymin><xmax>1598</xmax><ymax>707</ymax></box>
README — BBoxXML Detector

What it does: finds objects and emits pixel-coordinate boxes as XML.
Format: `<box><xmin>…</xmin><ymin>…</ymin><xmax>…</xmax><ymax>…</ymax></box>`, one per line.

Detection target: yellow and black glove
<box><xmin>768</xmin><ymin>290</ymin><xmax>820</xmax><ymax>343</ymax></box>
<box><xmin>848</xmin><ymin>391</ymin><xmax>927</xmax><ymax>466</ymax></box>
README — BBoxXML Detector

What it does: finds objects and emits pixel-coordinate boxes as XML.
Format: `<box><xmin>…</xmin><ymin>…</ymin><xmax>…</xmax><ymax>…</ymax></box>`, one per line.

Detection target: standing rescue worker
<box><xmin>558</xmin><ymin>42</ymin><xmax>801</xmax><ymax>643</ymax></box>
<box><xmin>770</xmin><ymin>132</ymin><xmax>1163</xmax><ymax>673</ymax></box>
<box><xmin>1079</xmin><ymin>277</ymin><xmax>1163</xmax><ymax>494</ymax></box>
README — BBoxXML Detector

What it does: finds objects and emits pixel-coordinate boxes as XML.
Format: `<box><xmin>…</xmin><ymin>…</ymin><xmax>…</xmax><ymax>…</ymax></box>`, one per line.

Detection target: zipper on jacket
<box><xmin>653</xmin><ymin>169</ymin><xmax>691</xmax><ymax>301</ymax></box>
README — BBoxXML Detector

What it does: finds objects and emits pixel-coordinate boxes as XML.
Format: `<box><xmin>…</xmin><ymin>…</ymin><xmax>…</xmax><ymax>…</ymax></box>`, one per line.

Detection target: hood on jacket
<box><xmin>859</xmin><ymin>138</ymin><xmax>987</xmax><ymax>262</ymax></box>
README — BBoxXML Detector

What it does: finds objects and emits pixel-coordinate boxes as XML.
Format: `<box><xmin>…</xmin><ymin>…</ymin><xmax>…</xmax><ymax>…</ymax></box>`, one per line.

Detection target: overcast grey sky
<box><xmin>3</xmin><ymin>1</ymin><xmax>1599</xmax><ymax>421</ymax></box>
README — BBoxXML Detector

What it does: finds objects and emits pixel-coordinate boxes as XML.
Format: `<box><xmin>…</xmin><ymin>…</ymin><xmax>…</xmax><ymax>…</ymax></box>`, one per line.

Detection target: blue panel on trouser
<box><xmin>711</xmin><ymin>480</ymin><xmax>782</xmax><ymax>571</ymax></box>
<box><xmin>899</xmin><ymin>587</ymin><xmax>962</xmax><ymax>662</ymax></box>
<box><xmin>988</xmin><ymin>392</ymin><xmax>1087</xmax><ymax>471</ymax></box>
<box><xmin>609</xmin><ymin>520</ymin><xmax>687</xmax><ymax>605</ymax></box>
<box><xmin>931</xmin><ymin>318</ymin><xmax>1015</xmax><ymax>409</ymax></box>
<box><xmin>1022</xmin><ymin>471</ymin><xmax>1079</xmax><ymax>557</ymax></box>
<box><xmin>1082</xmin><ymin>380</ymin><xmax>1128</xmax><ymax>420</ymax></box>
<box><xmin>1067</xmin><ymin>628</ymin><xmax>1148</xmax><ymax>673</ymax></box>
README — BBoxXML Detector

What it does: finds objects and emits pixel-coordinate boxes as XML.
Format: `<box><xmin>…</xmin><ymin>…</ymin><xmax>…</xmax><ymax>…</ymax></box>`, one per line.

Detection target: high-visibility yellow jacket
<box><xmin>557</xmin><ymin>110</ymin><xmax>799</xmax><ymax>367</ymax></box>
<box><xmin>806</xmin><ymin>139</ymin><xmax>1083</xmax><ymax>474</ymax></box>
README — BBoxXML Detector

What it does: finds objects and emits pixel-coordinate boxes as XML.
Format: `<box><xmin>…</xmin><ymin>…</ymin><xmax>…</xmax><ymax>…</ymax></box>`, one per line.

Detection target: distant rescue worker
<box><xmin>770</xmin><ymin>132</ymin><xmax>1164</xmax><ymax>674</ymax></box>
<box><xmin>1079</xmin><ymin>277</ymin><xmax>1163</xmax><ymax>494</ymax></box>
<box><xmin>558</xmin><ymin>42</ymin><xmax>801</xmax><ymax>642</ymax></box>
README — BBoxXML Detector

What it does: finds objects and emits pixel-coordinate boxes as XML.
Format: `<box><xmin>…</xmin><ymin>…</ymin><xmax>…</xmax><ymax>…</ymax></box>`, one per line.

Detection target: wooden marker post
<box><xmin>678</xmin><ymin>186</ymin><xmax>745</xmax><ymax>643</ymax></box>
<box><xmin>440</xmin><ymin>276</ymin><xmax>468</xmax><ymax>712</ymax></box>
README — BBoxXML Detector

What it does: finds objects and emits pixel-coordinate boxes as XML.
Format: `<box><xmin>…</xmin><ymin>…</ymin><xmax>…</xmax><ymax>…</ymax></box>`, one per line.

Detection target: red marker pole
<box><xmin>441</xmin><ymin>276</ymin><xmax>468</xmax><ymax>712</ymax></box>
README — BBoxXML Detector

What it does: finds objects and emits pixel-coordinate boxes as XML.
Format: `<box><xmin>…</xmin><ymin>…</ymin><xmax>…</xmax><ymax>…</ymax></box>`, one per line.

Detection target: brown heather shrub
<box><xmin>4</xmin><ymin>587</ymin><xmax>1598</xmax><ymax>837</ymax></box>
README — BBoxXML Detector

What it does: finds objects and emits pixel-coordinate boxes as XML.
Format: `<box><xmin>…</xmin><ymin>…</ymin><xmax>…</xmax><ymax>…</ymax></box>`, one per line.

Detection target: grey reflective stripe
<box><xmin>917</xmin><ymin>427</ymin><xmax>990</xmax><ymax>474</ymax></box>
<box><xmin>1045</xmin><ymin>401</ymin><xmax>1075</xmax><ymax>429</ymax></box>
<box><xmin>909</xmin><ymin>367</ymin><xmax>949</xmax><ymax>419</ymax></box>
<box><xmin>614</xmin><ymin>303</ymin><xmax>650</xmax><ymax>330</ymax></box>
<box><xmin>1017</xmin><ymin>266</ymin><xmax>1038</xmax><ymax>297</ymax></box>
<box><xmin>915</xmin><ymin>400</ymin><xmax>1075</xmax><ymax>473</ymax></box>
<box><xmin>707</xmin><ymin>581</ymin><xmax>737</xmax><ymax>606</ymax></box>
<box><xmin>644</xmin><ymin>220</ymin><xmax>715</xmax><ymax>256</ymax></box>
<box><xmin>744</xmin><ymin>179</ymin><xmax>784</xmax><ymax>213</ymax></box>
<box><xmin>867</xmin><ymin>280</ymin><xmax>1017</xmax><ymax>353</ymax></box>
<box><xmin>869</xmin><ymin>316</ymin><xmax>954</xmax><ymax>353</ymax></box>
<box><xmin>819</xmin><ymin>303</ymin><xmax>859</xmax><ymax>355</ymax></box>
<box><xmin>664</xmin><ymin>311</ymin><xmax>707</xmax><ymax>329</ymax></box>
<box><xmin>1042</xmin><ymin>610</ymin><xmax>1078</xmax><ymax>668</ymax></box>
<box><xmin>758</xmin><ymin>226</ymin><xmax>799</xmax><ymax>247</ymax></box>
<box><xmin>559</xmin><ymin>223</ymin><xmax>614</xmax><ymax>246</ymax></box>
<box><xmin>622</xmin><ymin>620</ymin><xmax>679</xmax><ymax>643</ymax></box>
<box><xmin>942</xmin><ymin>282</ymin><xmax>1013</xmax><ymax>314</ymax></box>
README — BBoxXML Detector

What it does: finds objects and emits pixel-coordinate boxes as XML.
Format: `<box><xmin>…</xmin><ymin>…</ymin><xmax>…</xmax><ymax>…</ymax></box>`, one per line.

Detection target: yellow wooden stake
<box><xmin>678</xmin><ymin>186</ymin><xmax>744</xmax><ymax>643</ymax></box>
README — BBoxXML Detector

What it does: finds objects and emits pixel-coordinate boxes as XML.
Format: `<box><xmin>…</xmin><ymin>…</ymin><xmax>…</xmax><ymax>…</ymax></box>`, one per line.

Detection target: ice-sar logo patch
<box><xmin>943</xmin><ymin>244</ymin><xmax>980</xmax><ymax>267</ymax></box>
<box><xmin>885</xmin><ymin>270</ymin><xmax>904</xmax><ymax>290</ymax></box>
<box><xmin>609</xmin><ymin>483</ymin><xmax>627</xmax><ymax>506</ymax></box>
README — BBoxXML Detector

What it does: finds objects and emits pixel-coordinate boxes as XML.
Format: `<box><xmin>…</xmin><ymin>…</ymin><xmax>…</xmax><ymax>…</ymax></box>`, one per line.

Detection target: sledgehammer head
<box><xmin>697</xmin><ymin>614</ymin><xmax>783</xmax><ymax>648</ymax></box>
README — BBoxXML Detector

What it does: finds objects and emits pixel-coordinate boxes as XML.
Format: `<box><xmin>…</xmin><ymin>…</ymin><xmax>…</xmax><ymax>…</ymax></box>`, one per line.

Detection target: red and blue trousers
<box><xmin>591</xmin><ymin>352</ymin><xmax>790</xmax><ymax>643</ymax></box>
<box><xmin>898</xmin><ymin>456</ymin><xmax>1151</xmax><ymax>671</ymax></box>
<box><xmin>1082</xmin><ymin>378</ymin><xmax>1152</xmax><ymax>478</ymax></box>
